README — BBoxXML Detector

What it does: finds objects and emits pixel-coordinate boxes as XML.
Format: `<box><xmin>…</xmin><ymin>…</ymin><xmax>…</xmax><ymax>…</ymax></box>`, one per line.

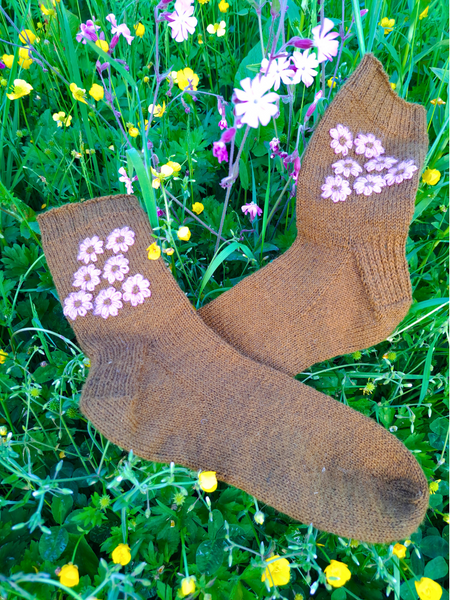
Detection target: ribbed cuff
<box><xmin>340</xmin><ymin>54</ymin><xmax>428</xmax><ymax>140</ymax></box>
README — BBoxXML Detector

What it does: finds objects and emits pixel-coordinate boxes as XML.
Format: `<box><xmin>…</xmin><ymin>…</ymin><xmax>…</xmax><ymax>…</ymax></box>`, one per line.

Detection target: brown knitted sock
<box><xmin>199</xmin><ymin>54</ymin><xmax>428</xmax><ymax>376</ymax></box>
<box><xmin>38</xmin><ymin>194</ymin><xmax>428</xmax><ymax>543</ymax></box>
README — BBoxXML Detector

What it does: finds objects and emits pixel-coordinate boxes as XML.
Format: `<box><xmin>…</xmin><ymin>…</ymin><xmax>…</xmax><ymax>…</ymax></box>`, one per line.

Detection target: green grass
<box><xmin>0</xmin><ymin>0</ymin><xmax>448</xmax><ymax>598</ymax></box>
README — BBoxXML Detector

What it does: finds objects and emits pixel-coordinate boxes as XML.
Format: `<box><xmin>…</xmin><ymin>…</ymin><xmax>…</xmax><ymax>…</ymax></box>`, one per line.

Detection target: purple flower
<box><xmin>291</xmin><ymin>49</ymin><xmax>319</xmax><ymax>87</ymax></box>
<box><xmin>213</xmin><ymin>141</ymin><xmax>228</xmax><ymax>163</ymax></box>
<box><xmin>106</xmin><ymin>14</ymin><xmax>134</xmax><ymax>45</ymax></box>
<box><xmin>241</xmin><ymin>201</ymin><xmax>263</xmax><ymax>221</ymax></box>
<box><xmin>217</xmin><ymin>98</ymin><xmax>226</xmax><ymax>117</ymax></box>
<box><xmin>332</xmin><ymin>158</ymin><xmax>363</xmax><ymax>177</ymax></box>
<box><xmin>0</xmin><ymin>60</ymin><xmax>6</xmax><ymax>69</ymax></box>
<box><xmin>354</xmin><ymin>133</ymin><xmax>384</xmax><ymax>159</ymax></box>
<box><xmin>285</xmin><ymin>37</ymin><xmax>314</xmax><ymax>49</ymax></box>
<box><xmin>260</xmin><ymin>56</ymin><xmax>295</xmax><ymax>91</ymax></box>
<box><xmin>292</xmin><ymin>156</ymin><xmax>301</xmax><ymax>181</ymax></box>
<box><xmin>77</xmin><ymin>236</ymin><xmax>104</xmax><ymax>264</ymax></box>
<box><xmin>106</xmin><ymin>226</ymin><xmax>135</xmax><ymax>253</ymax></box>
<box><xmin>321</xmin><ymin>175</ymin><xmax>352</xmax><ymax>203</ymax></box>
<box><xmin>63</xmin><ymin>291</ymin><xmax>93</xmax><ymax>320</ymax></box>
<box><xmin>384</xmin><ymin>160</ymin><xmax>418</xmax><ymax>186</ymax></box>
<box><xmin>76</xmin><ymin>19</ymin><xmax>101</xmax><ymax>44</ymax></box>
<box><xmin>305</xmin><ymin>90</ymin><xmax>323</xmax><ymax>121</ymax></box>
<box><xmin>122</xmin><ymin>274</ymin><xmax>151</xmax><ymax>306</ymax></box>
<box><xmin>73</xmin><ymin>264</ymin><xmax>102</xmax><ymax>291</ymax></box>
<box><xmin>118</xmin><ymin>167</ymin><xmax>138</xmax><ymax>194</ymax></box>
<box><xmin>365</xmin><ymin>156</ymin><xmax>398</xmax><ymax>172</ymax></box>
<box><xmin>221</xmin><ymin>127</ymin><xmax>236</xmax><ymax>143</ymax></box>
<box><xmin>157</xmin><ymin>207</ymin><xmax>164</xmax><ymax>217</ymax></box>
<box><xmin>103</xmin><ymin>254</ymin><xmax>130</xmax><ymax>284</ymax></box>
<box><xmin>312</xmin><ymin>18</ymin><xmax>339</xmax><ymax>63</ymax></box>
<box><xmin>219</xmin><ymin>118</ymin><xmax>228</xmax><ymax>130</ymax></box>
<box><xmin>94</xmin><ymin>287</ymin><xmax>123</xmax><ymax>319</ymax></box>
<box><xmin>233</xmin><ymin>75</ymin><xmax>280</xmax><ymax>128</ymax></box>
<box><xmin>353</xmin><ymin>174</ymin><xmax>386</xmax><ymax>195</ymax></box>
<box><xmin>168</xmin><ymin>0</ymin><xmax>197</xmax><ymax>42</ymax></box>
<box><xmin>329</xmin><ymin>124</ymin><xmax>353</xmax><ymax>156</ymax></box>
<box><xmin>269</xmin><ymin>137</ymin><xmax>280</xmax><ymax>156</ymax></box>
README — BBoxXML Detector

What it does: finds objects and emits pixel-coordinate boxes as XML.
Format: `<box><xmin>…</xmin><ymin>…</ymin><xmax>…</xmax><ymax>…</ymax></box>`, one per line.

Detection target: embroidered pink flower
<box><xmin>354</xmin><ymin>133</ymin><xmax>384</xmax><ymax>159</ymax></box>
<box><xmin>365</xmin><ymin>156</ymin><xmax>398</xmax><ymax>172</ymax></box>
<box><xmin>354</xmin><ymin>174</ymin><xmax>386</xmax><ymax>196</ymax></box>
<box><xmin>329</xmin><ymin>124</ymin><xmax>353</xmax><ymax>156</ymax></box>
<box><xmin>384</xmin><ymin>160</ymin><xmax>418</xmax><ymax>185</ymax></box>
<box><xmin>63</xmin><ymin>291</ymin><xmax>93</xmax><ymax>320</ymax></box>
<box><xmin>241</xmin><ymin>201</ymin><xmax>263</xmax><ymax>221</ymax></box>
<box><xmin>73</xmin><ymin>264</ymin><xmax>101</xmax><ymax>291</ymax></box>
<box><xmin>106</xmin><ymin>226</ymin><xmax>135</xmax><ymax>253</ymax></box>
<box><xmin>122</xmin><ymin>274</ymin><xmax>151</xmax><ymax>306</ymax></box>
<box><xmin>332</xmin><ymin>158</ymin><xmax>363</xmax><ymax>177</ymax></box>
<box><xmin>77</xmin><ymin>236</ymin><xmax>104</xmax><ymax>264</ymax></box>
<box><xmin>93</xmin><ymin>287</ymin><xmax>123</xmax><ymax>319</ymax></box>
<box><xmin>103</xmin><ymin>254</ymin><xmax>130</xmax><ymax>284</ymax></box>
<box><xmin>321</xmin><ymin>175</ymin><xmax>352</xmax><ymax>203</ymax></box>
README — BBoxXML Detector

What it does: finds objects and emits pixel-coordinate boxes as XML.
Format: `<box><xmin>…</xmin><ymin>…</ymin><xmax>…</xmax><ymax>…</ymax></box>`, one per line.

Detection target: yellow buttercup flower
<box><xmin>198</xmin><ymin>470</ymin><xmax>216</xmax><ymax>491</ymax></box>
<box><xmin>53</xmin><ymin>112</ymin><xmax>72</xmax><ymax>127</ymax></box>
<box><xmin>390</xmin><ymin>82</ymin><xmax>396</xmax><ymax>90</ymax></box>
<box><xmin>392</xmin><ymin>543</ymin><xmax>407</xmax><ymax>559</ymax></box>
<box><xmin>180</xmin><ymin>576</ymin><xmax>196</xmax><ymax>596</ymax></box>
<box><xmin>166</xmin><ymin>160</ymin><xmax>181</xmax><ymax>173</ymax></box>
<box><xmin>380</xmin><ymin>17</ymin><xmax>395</xmax><ymax>34</ymax></box>
<box><xmin>192</xmin><ymin>202</ymin><xmax>204</xmax><ymax>215</ymax></box>
<box><xmin>58</xmin><ymin>563</ymin><xmax>79</xmax><ymax>587</ymax></box>
<box><xmin>176</xmin><ymin>67</ymin><xmax>199</xmax><ymax>91</ymax></box>
<box><xmin>112</xmin><ymin>543</ymin><xmax>131</xmax><ymax>566</ymax></box>
<box><xmin>261</xmin><ymin>555</ymin><xmax>291</xmax><ymax>588</ymax></box>
<box><xmin>41</xmin><ymin>4</ymin><xmax>56</xmax><ymax>17</ymax></box>
<box><xmin>431</xmin><ymin>98</ymin><xmax>445</xmax><ymax>106</ymax></box>
<box><xmin>327</xmin><ymin>77</ymin><xmax>337</xmax><ymax>88</ymax></box>
<box><xmin>0</xmin><ymin>350</ymin><xmax>8</xmax><ymax>364</ymax></box>
<box><xmin>70</xmin><ymin>82</ymin><xmax>87</xmax><ymax>104</ymax></box>
<box><xmin>147</xmin><ymin>242</ymin><xmax>161</xmax><ymax>260</ymax></box>
<box><xmin>95</xmin><ymin>39</ymin><xmax>109</xmax><ymax>52</ymax></box>
<box><xmin>149</xmin><ymin>101</ymin><xmax>166</xmax><ymax>118</ymax></box>
<box><xmin>198</xmin><ymin>0</ymin><xmax>210</xmax><ymax>4</ymax></box>
<box><xmin>7</xmin><ymin>79</ymin><xmax>33</xmax><ymax>100</ymax></box>
<box><xmin>134</xmin><ymin>23</ymin><xmax>145</xmax><ymax>37</ymax></box>
<box><xmin>164</xmin><ymin>247</ymin><xmax>175</xmax><ymax>256</ymax></box>
<box><xmin>219</xmin><ymin>0</ymin><xmax>229</xmax><ymax>12</ymax></box>
<box><xmin>151</xmin><ymin>164</ymin><xmax>174</xmax><ymax>188</ymax></box>
<box><xmin>18</xmin><ymin>47</ymin><xmax>33</xmax><ymax>69</ymax></box>
<box><xmin>419</xmin><ymin>6</ymin><xmax>429</xmax><ymax>19</ymax></box>
<box><xmin>422</xmin><ymin>168</ymin><xmax>441</xmax><ymax>186</ymax></box>
<box><xmin>415</xmin><ymin>578</ymin><xmax>443</xmax><ymax>600</ymax></box>
<box><xmin>19</xmin><ymin>29</ymin><xmax>36</xmax><ymax>44</ymax></box>
<box><xmin>129</xmin><ymin>126</ymin><xmax>139</xmax><ymax>138</ymax></box>
<box><xmin>207</xmin><ymin>21</ymin><xmax>226</xmax><ymax>37</ymax></box>
<box><xmin>324</xmin><ymin>560</ymin><xmax>351</xmax><ymax>588</ymax></box>
<box><xmin>89</xmin><ymin>83</ymin><xmax>104</xmax><ymax>101</ymax></box>
<box><xmin>429</xmin><ymin>479</ymin><xmax>441</xmax><ymax>494</ymax></box>
<box><xmin>2</xmin><ymin>54</ymin><xmax>14</xmax><ymax>69</ymax></box>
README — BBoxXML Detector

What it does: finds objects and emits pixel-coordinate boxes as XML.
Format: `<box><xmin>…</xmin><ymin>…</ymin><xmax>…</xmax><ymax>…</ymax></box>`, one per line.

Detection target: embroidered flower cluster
<box><xmin>321</xmin><ymin>124</ymin><xmax>418</xmax><ymax>203</ymax></box>
<box><xmin>63</xmin><ymin>226</ymin><xmax>151</xmax><ymax>321</ymax></box>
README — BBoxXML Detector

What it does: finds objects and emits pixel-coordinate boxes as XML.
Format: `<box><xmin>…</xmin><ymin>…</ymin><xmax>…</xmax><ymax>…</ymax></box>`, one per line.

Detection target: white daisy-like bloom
<box><xmin>291</xmin><ymin>49</ymin><xmax>319</xmax><ymax>88</ymax></box>
<box><xmin>329</xmin><ymin>124</ymin><xmax>353</xmax><ymax>156</ymax></box>
<box><xmin>365</xmin><ymin>156</ymin><xmax>398</xmax><ymax>172</ymax></box>
<box><xmin>353</xmin><ymin>174</ymin><xmax>386</xmax><ymax>196</ymax></box>
<box><xmin>77</xmin><ymin>236</ymin><xmax>104</xmax><ymax>264</ymax></box>
<box><xmin>122</xmin><ymin>274</ymin><xmax>151</xmax><ymax>306</ymax></box>
<box><xmin>354</xmin><ymin>133</ymin><xmax>385</xmax><ymax>159</ymax></box>
<box><xmin>72</xmin><ymin>264</ymin><xmax>102</xmax><ymax>291</ymax></box>
<box><xmin>321</xmin><ymin>175</ymin><xmax>352</xmax><ymax>203</ymax></box>
<box><xmin>103</xmin><ymin>254</ymin><xmax>130</xmax><ymax>284</ymax></box>
<box><xmin>233</xmin><ymin>75</ymin><xmax>280</xmax><ymax>129</ymax></box>
<box><xmin>331</xmin><ymin>158</ymin><xmax>363</xmax><ymax>178</ymax></box>
<box><xmin>105</xmin><ymin>226</ymin><xmax>135</xmax><ymax>253</ymax></box>
<box><xmin>93</xmin><ymin>287</ymin><xmax>123</xmax><ymax>319</ymax></box>
<box><xmin>384</xmin><ymin>160</ymin><xmax>418</xmax><ymax>186</ymax></box>
<box><xmin>260</xmin><ymin>55</ymin><xmax>295</xmax><ymax>90</ymax></box>
<box><xmin>63</xmin><ymin>291</ymin><xmax>93</xmax><ymax>321</ymax></box>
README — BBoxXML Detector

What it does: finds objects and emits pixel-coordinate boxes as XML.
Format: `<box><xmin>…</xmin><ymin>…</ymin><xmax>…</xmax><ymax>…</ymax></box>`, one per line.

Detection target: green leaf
<box><xmin>51</xmin><ymin>494</ymin><xmax>73</xmax><ymax>525</ymax></box>
<box><xmin>400</xmin><ymin>579</ymin><xmax>418</xmax><ymax>600</ymax></box>
<box><xmin>420</xmin><ymin>536</ymin><xmax>449</xmax><ymax>558</ymax></box>
<box><xmin>239</xmin><ymin>156</ymin><xmax>250</xmax><ymax>190</ymax></box>
<box><xmin>430</xmin><ymin>67</ymin><xmax>450</xmax><ymax>83</ymax></box>
<box><xmin>208</xmin><ymin>509</ymin><xmax>224</xmax><ymax>540</ymax></box>
<box><xmin>331</xmin><ymin>589</ymin><xmax>347</xmax><ymax>600</ymax></box>
<box><xmin>126</xmin><ymin>148</ymin><xmax>159</xmax><ymax>230</ymax></box>
<box><xmin>196</xmin><ymin>539</ymin><xmax>224</xmax><ymax>575</ymax></box>
<box><xmin>38</xmin><ymin>527</ymin><xmax>69</xmax><ymax>561</ymax></box>
<box><xmin>424</xmin><ymin>556</ymin><xmax>448</xmax><ymax>579</ymax></box>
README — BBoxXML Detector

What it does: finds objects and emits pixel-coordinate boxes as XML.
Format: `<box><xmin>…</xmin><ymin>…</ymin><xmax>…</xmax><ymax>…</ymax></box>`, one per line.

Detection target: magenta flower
<box><xmin>269</xmin><ymin>137</ymin><xmax>280</xmax><ymax>157</ymax></box>
<box><xmin>76</xmin><ymin>19</ymin><xmax>101</xmax><ymax>44</ymax></box>
<box><xmin>354</xmin><ymin>133</ymin><xmax>384</xmax><ymax>159</ymax></box>
<box><xmin>384</xmin><ymin>160</ymin><xmax>418</xmax><ymax>186</ymax></box>
<box><xmin>329</xmin><ymin>124</ymin><xmax>353</xmax><ymax>156</ymax></box>
<box><xmin>77</xmin><ymin>236</ymin><xmax>104</xmax><ymax>264</ymax></box>
<box><xmin>353</xmin><ymin>174</ymin><xmax>386</xmax><ymax>195</ymax></box>
<box><xmin>168</xmin><ymin>0</ymin><xmax>197</xmax><ymax>42</ymax></box>
<box><xmin>73</xmin><ymin>264</ymin><xmax>102</xmax><ymax>291</ymax></box>
<box><xmin>365</xmin><ymin>156</ymin><xmax>398</xmax><ymax>172</ymax></box>
<box><xmin>106</xmin><ymin>226</ymin><xmax>135</xmax><ymax>254</ymax></box>
<box><xmin>260</xmin><ymin>56</ymin><xmax>295</xmax><ymax>91</ymax></box>
<box><xmin>311</xmin><ymin>18</ymin><xmax>339</xmax><ymax>63</ymax></box>
<box><xmin>285</xmin><ymin>37</ymin><xmax>314</xmax><ymax>50</ymax></box>
<box><xmin>213</xmin><ymin>141</ymin><xmax>228</xmax><ymax>163</ymax></box>
<box><xmin>106</xmin><ymin>14</ymin><xmax>134</xmax><ymax>45</ymax></box>
<box><xmin>321</xmin><ymin>175</ymin><xmax>352</xmax><ymax>203</ymax></box>
<box><xmin>233</xmin><ymin>75</ymin><xmax>280</xmax><ymax>128</ymax></box>
<box><xmin>305</xmin><ymin>90</ymin><xmax>323</xmax><ymax>121</ymax></box>
<box><xmin>118</xmin><ymin>167</ymin><xmax>138</xmax><ymax>195</ymax></box>
<box><xmin>292</xmin><ymin>156</ymin><xmax>301</xmax><ymax>181</ymax></box>
<box><xmin>103</xmin><ymin>255</ymin><xmax>130</xmax><ymax>284</ymax></box>
<box><xmin>94</xmin><ymin>287</ymin><xmax>123</xmax><ymax>319</ymax></box>
<box><xmin>291</xmin><ymin>49</ymin><xmax>319</xmax><ymax>87</ymax></box>
<box><xmin>219</xmin><ymin>118</ymin><xmax>228</xmax><ymax>130</ymax></box>
<box><xmin>241</xmin><ymin>201</ymin><xmax>263</xmax><ymax>221</ymax></box>
<box><xmin>122</xmin><ymin>274</ymin><xmax>151</xmax><ymax>306</ymax></box>
<box><xmin>332</xmin><ymin>158</ymin><xmax>363</xmax><ymax>177</ymax></box>
<box><xmin>157</xmin><ymin>207</ymin><xmax>164</xmax><ymax>217</ymax></box>
<box><xmin>63</xmin><ymin>291</ymin><xmax>93</xmax><ymax>320</ymax></box>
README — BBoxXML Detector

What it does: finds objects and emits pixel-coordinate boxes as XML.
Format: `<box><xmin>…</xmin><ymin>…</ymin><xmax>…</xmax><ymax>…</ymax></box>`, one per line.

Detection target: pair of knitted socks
<box><xmin>38</xmin><ymin>55</ymin><xmax>429</xmax><ymax>544</ymax></box>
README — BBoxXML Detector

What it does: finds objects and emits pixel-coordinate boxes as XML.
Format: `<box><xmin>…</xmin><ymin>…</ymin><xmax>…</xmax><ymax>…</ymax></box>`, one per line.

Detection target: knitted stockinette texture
<box><xmin>199</xmin><ymin>54</ymin><xmax>429</xmax><ymax>376</ymax></box>
<box><xmin>38</xmin><ymin>195</ymin><xmax>429</xmax><ymax>543</ymax></box>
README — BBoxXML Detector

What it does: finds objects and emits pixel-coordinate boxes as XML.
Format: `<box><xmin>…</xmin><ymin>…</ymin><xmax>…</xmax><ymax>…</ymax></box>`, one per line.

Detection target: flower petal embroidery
<box><xmin>384</xmin><ymin>160</ymin><xmax>418</xmax><ymax>185</ymax></box>
<box><xmin>331</xmin><ymin>158</ymin><xmax>363</xmax><ymax>177</ymax></box>
<box><xmin>321</xmin><ymin>174</ymin><xmax>352</xmax><ymax>203</ymax></box>
<box><xmin>354</xmin><ymin>133</ymin><xmax>385</xmax><ymax>159</ymax></box>
<box><xmin>353</xmin><ymin>174</ymin><xmax>386</xmax><ymax>196</ymax></box>
<box><xmin>122</xmin><ymin>274</ymin><xmax>151</xmax><ymax>306</ymax></box>
<box><xmin>93</xmin><ymin>287</ymin><xmax>123</xmax><ymax>319</ymax></box>
<box><xmin>329</xmin><ymin>124</ymin><xmax>353</xmax><ymax>156</ymax></box>
<box><xmin>365</xmin><ymin>156</ymin><xmax>398</xmax><ymax>172</ymax></box>
<box><xmin>73</xmin><ymin>264</ymin><xmax>102</xmax><ymax>291</ymax></box>
<box><xmin>77</xmin><ymin>236</ymin><xmax>104</xmax><ymax>264</ymax></box>
<box><xmin>103</xmin><ymin>254</ymin><xmax>130</xmax><ymax>284</ymax></box>
<box><xmin>63</xmin><ymin>291</ymin><xmax>93</xmax><ymax>320</ymax></box>
<box><xmin>105</xmin><ymin>226</ymin><xmax>135</xmax><ymax>253</ymax></box>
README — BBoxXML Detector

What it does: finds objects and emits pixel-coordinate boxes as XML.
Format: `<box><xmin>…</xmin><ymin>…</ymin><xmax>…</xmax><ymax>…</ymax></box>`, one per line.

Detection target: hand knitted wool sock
<box><xmin>38</xmin><ymin>194</ymin><xmax>428</xmax><ymax>543</ymax></box>
<box><xmin>199</xmin><ymin>54</ymin><xmax>428</xmax><ymax>376</ymax></box>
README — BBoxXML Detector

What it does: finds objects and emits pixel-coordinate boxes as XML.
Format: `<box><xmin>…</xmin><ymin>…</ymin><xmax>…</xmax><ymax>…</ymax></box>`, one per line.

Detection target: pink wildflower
<box><xmin>106</xmin><ymin>14</ymin><xmax>134</xmax><ymax>45</ymax></box>
<box><xmin>269</xmin><ymin>137</ymin><xmax>280</xmax><ymax>157</ymax></box>
<box><xmin>122</xmin><ymin>274</ymin><xmax>151</xmax><ymax>306</ymax></box>
<box><xmin>260</xmin><ymin>55</ymin><xmax>295</xmax><ymax>90</ymax></box>
<box><xmin>241</xmin><ymin>201</ymin><xmax>263</xmax><ymax>221</ymax></box>
<box><xmin>76</xmin><ymin>20</ymin><xmax>101</xmax><ymax>44</ymax></box>
<box><xmin>384</xmin><ymin>160</ymin><xmax>418</xmax><ymax>186</ymax></box>
<box><xmin>63</xmin><ymin>291</ymin><xmax>93</xmax><ymax>320</ymax></box>
<box><xmin>311</xmin><ymin>18</ymin><xmax>339</xmax><ymax>63</ymax></box>
<box><xmin>219</xmin><ymin>118</ymin><xmax>228</xmax><ymax>130</ymax></box>
<box><xmin>291</xmin><ymin>49</ymin><xmax>319</xmax><ymax>87</ymax></box>
<box><xmin>93</xmin><ymin>287</ymin><xmax>123</xmax><ymax>319</ymax></box>
<box><xmin>77</xmin><ymin>236</ymin><xmax>104</xmax><ymax>264</ymax></box>
<box><xmin>233</xmin><ymin>75</ymin><xmax>279</xmax><ymax>128</ymax></box>
<box><xmin>353</xmin><ymin>174</ymin><xmax>386</xmax><ymax>195</ymax></box>
<box><xmin>105</xmin><ymin>226</ymin><xmax>135</xmax><ymax>254</ymax></box>
<box><xmin>167</xmin><ymin>0</ymin><xmax>197</xmax><ymax>42</ymax></box>
<box><xmin>118</xmin><ymin>167</ymin><xmax>138</xmax><ymax>195</ymax></box>
<box><xmin>103</xmin><ymin>255</ymin><xmax>130</xmax><ymax>284</ymax></box>
<box><xmin>354</xmin><ymin>133</ymin><xmax>384</xmax><ymax>158</ymax></box>
<box><xmin>213</xmin><ymin>141</ymin><xmax>228</xmax><ymax>163</ymax></box>
<box><xmin>321</xmin><ymin>175</ymin><xmax>352</xmax><ymax>203</ymax></box>
<box><xmin>329</xmin><ymin>124</ymin><xmax>353</xmax><ymax>156</ymax></box>
<box><xmin>332</xmin><ymin>158</ymin><xmax>363</xmax><ymax>177</ymax></box>
<box><xmin>305</xmin><ymin>90</ymin><xmax>323</xmax><ymax>121</ymax></box>
<box><xmin>73</xmin><ymin>264</ymin><xmax>102</xmax><ymax>291</ymax></box>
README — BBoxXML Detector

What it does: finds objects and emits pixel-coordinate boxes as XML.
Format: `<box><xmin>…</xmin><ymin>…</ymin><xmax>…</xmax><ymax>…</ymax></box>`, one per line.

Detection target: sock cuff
<box><xmin>342</xmin><ymin>54</ymin><xmax>427</xmax><ymax>141</ymax></box>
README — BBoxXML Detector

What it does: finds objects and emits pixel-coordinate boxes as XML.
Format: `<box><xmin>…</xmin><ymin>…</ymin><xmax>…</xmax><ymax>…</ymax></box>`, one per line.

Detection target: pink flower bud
<box><xmin>285</xmin><ymin>37</ymin><xmax>314</xmax><ymax>49</ymax></box>
<box><xmin>220</xmin><ymin>127</ymin><xmax>236</xmax><ymax>143</ymax></box>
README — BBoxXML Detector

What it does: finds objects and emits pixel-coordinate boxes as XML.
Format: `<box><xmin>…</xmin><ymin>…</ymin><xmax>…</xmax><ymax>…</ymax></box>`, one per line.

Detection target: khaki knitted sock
<box><xmin>199</xmin><ymin>54</ymin><xmax>428</xmax><ymax>376</ymax></box>
<box><xmin>38</xmin><ymin>194</ymin><xmax>428</xmax><ymax>543</ymax></box>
